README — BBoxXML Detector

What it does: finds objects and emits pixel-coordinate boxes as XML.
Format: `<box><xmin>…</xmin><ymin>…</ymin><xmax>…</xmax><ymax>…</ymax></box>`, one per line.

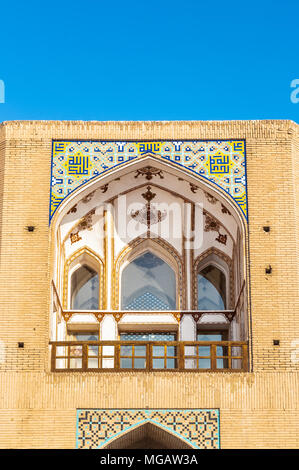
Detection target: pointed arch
<box><xmin>102</xmin><ymin>420</ymin><xmax>196</xmax><ymax>449</ymax></box>
<box><xmin>113</xmin><ymin>234</ymin><xmax>185</xmax><ymax>310</ymax></box>
<box><xmin>51</xmin><ymin>154</ymin><xmax>248</xmax><ymax>233</ymax></box>
<box><xmin>63</xmin><ymin>246</ymin><xmax>105</xmax><ymax>309</ymax></box>
<box><xmin>193</xmin><ymin>247</ymin><xmax>234</xmax><ymax>310</ymax></box>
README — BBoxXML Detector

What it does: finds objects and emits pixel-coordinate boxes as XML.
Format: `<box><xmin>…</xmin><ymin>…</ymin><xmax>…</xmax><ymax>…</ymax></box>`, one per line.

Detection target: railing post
<box><xmin>228</xmin><ymin>343</ymin><xmax>232</xmax><ymax>370</ymax></box>
<box><xmin>211</xmin><ymin>344</ymin><xmax>217</xmax><ymax>371</ymax></box>
<box><xmin>82</xmin><ymin>343</ymin><xmax>88</xmax><ymax>371</ymax></box>
<box><xmin>115</xmin><ymin>344</ymin><xmax>120</xmax><ymax>370</ymax></box>
<box><xmin>147</xmin><ymin>343</ymin><xmax>152</xmax><ymax>371</ymax></box>
<box><xmin>242</xmin><ymin>343</ymin><xmax>248</xmax><ymax>371</ymax></box>
<box><xmin>51</xmin><ymin>344</ymin><xmax>56</xmax><ymax>372</ymax></box>
<box><xmin>178</xmin><ymin>343</ymin><xmax>185</xmax><ymax>370</ymax></box>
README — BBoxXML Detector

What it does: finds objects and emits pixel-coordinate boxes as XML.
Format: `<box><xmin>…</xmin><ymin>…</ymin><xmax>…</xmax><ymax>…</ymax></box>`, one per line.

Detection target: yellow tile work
<box><xmin>0</xmin><ymin>120</ymin><xmax>298</xmax><ymax>448</ymax></box>
<box><xmin>50</xmin><ymin>139</ymin><xmax>247</xmax><ymax>219</ymax></box>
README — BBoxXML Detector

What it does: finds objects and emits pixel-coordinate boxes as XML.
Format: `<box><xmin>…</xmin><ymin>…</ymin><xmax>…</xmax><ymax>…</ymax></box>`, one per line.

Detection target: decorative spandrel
<box><xmin>50</xmin><ymin>140</ymin><xmax>247</xmax><ymax>221</ymax></box>
<box><xmin>76</xmin><ymin>408</ymin><xmax>220</xmax><ymax>449</ymax></box>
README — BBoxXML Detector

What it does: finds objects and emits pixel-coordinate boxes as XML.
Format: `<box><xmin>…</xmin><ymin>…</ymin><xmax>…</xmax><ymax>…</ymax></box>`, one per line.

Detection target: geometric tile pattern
<box><xmin>50</xmin><ymin>140</ymin><xmax>247</xmax><ymax>222</ymax></box>
<box><xmin>76</xmin><ymin>409</ymin><xmax>220</xmax><ymax>449</ymax></box>
<box><xmin>124</xmin><ymin>291</ymin><xmax>172</xmax><ymax>310</ymax></box>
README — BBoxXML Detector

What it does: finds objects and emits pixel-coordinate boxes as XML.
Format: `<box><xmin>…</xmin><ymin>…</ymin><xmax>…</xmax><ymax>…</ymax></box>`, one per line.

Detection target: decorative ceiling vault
<box><xmin>130</xmin><ymin>185</ymin><xmax>167</xmax><ymax>229</ymax></box>
<box><xmin>50</xmin><ymin>140</ymin><xmax>247</xmax><ymax>222</ymax></box>
<box><xmin>134</xmin><ymin>166</ymin><xmax>164</xmax><ymax>180</ymax></box>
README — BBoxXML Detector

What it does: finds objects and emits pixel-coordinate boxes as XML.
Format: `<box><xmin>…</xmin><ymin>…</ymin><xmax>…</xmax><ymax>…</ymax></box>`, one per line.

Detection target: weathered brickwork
<box><xmin>0</xmin><ymin>120</ymin><xmax>298</xmax><ymax>448</ymax></box>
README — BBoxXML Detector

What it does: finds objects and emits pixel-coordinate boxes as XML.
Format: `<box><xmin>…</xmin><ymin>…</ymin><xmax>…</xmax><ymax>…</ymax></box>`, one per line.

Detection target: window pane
<box><xmin>120</xmin><ymin>358</ymin><xmax>132</xmax><ymax>368</ymax></box>
<box><xmin>198</xmin><ymin>359</ymin><xmax>211</xmax><ymax>369</ymax></box>
<box><xmin>120</xmin><ymin>345</ymin><xmax>132</xmax><ymax>356</ymax></box>
<box><xmin>167</xmin><ymin>358</ymin><xmax>175</xmax><ymax>369</ymax></box>
<box><xmin>121</xmin><ymin>252</ymin><xmax>176</xmax><ymax>310</ymax></box>
<box><xmin>134</xmin><ymin>358</ymin><xmax>146</xmax><ymax>369</ymax></box>
<box><xmin>134</xmin><ymin>346</ymin><xmax>146</xmax><ymax>357</ymax></box>
<box><xmin>71</xmin><ymin>265</ymin><xmax>99</xmax><ymax>310</ymax></box>
<box><xmin>88</xmin><ymin>358</ymin><xmax>98</xmax><ymax>369</ymax></box>
<box><xmin>197</xmin><ymin>265</ymin><xmax>226</xmax><ymax>310</ymax></box>
<box><xmin>74</xmin><ymin>333</ymin><xmax>99</xmax><ymax>355</ymax></box>
<box><xmin>153</xmin><ymin>345</ymin><xmax>164</xmax><ymax>357</ymax></box>
<box><xmin>197</xmin><ymin>345</ymin><xmax>210</xmax><ymax>356</ymax></box>
<box><xmin>70</xmin><ymin>358</ymin><xmax>82</xmax><ymax>369</ymax></box>
<box><xmin>197</xmin><ymin>333</ymin><xmax>225</xmax><ymax>341</ymax></box>
<box><xmin>153</xmin><ymin>358</ymin><xmax>164</xmax><ymax>369</ymax></box>
<box><xmin>167</xmin><ymin>346</ymin><xmax>175</xmax><ymax>356</ymax></box>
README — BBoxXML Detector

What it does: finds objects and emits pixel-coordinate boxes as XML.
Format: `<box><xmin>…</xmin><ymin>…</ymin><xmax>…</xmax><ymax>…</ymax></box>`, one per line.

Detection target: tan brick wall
<box><xmin>0</xmin><ymin>120</ymin><xmax>298</xmax><ymax>448</ymax></box>
<box><xmin>0</xmin><ymin>371</ymin><xmax>298</xmax><ymax>448</ymax></box>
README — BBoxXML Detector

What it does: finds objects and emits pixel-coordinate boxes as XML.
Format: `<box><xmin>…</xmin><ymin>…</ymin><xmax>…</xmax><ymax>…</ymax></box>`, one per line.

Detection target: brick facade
<box><xmin>0</xmin><ymin>120</ymin><xmax>298</xmax><ymax>448</ymax></box>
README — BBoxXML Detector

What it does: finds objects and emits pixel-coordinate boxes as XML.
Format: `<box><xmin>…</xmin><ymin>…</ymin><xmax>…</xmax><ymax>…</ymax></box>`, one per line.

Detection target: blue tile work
<box><xmin>50</xmin><ymin>140</ymin><xmax>247</xmax><ymax>222</ymax></box>
<box><xmin>76</xmin><ymin>408</ymin><xmax>220</xmax><ymax>449</ymax></box>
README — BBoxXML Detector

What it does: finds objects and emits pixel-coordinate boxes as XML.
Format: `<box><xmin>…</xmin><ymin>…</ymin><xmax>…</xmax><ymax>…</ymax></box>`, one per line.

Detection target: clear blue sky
<box><xmin>0</xmin><ymin>0</ymin><xmax>298</xmax><ymax>122</ymax></box>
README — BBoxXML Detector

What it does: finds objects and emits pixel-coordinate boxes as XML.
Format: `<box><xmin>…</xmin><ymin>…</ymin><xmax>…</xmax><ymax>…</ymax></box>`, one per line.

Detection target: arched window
<box><xmin>197</xmin><ymin>265</ymin><xmax>226</xmax><ymax>310</ymax></box>
<box><xmin>70</xmin><ymin>265</ymin><xmax>99</xmax><ymax>310</ymax></box>
<box><xmin>121</xmin><ymin>251</ymin><xmax>176</xmax><ymax>310</ymax></box>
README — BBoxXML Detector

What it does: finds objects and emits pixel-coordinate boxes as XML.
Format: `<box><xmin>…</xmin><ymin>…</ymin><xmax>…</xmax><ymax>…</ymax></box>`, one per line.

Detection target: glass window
<box><xmin>121</xmin><ymin>252</ymin><xmax>176</xmax><ymax>310</ymax></box>
<box><xmin>71</xmin><ymin>265</ymin><xmax>99</xmax><ymax>310</ymax></box>
<box><xmin>120</xmin><ymin>332</ymin><xmax>176</xmax><ymax>369</ymax></box>
<box><xmin>197</xmin><ymin>331</ymin><xmax>227</xmax><ymax>369</ymax></box>
<box><xmin>197</xmin><ymin>265</ymin><xmax>226</xmax><ymax>310</ymax></box>
<box><xmin>71</xmin><ymin>332</ymin><xmax>99</xmax><ymax>369</ymax></box>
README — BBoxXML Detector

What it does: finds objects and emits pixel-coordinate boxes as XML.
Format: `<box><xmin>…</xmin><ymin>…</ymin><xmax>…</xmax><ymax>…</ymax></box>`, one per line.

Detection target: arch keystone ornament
<box><xmin>76</xmin><ymin>408</ymin><xmax>220</xmax><ymax>449</ymax></box>
<box><xmin>50</xmin><ymin>139</ymin><xmax>247</xmax><ymax>222</ymax></box>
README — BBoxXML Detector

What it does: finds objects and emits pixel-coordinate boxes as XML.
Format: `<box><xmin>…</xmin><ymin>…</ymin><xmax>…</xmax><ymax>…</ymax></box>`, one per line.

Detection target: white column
<box><xmin>101</xmin><ymin>315</ymin><xmax>117</xmax><ymax>368</ymax></box>
<box><xmin>180</xmin><ymin>315</ymin><xmax>197</xmax><ymax>369</ymax></box>
<box><xmin>183</xmin><ymin>202</ymin><xmax>192</xmax><ymax>310</ymax></box>
<box><xmin>104</xmin><ymin>207</ymin><xmax>114</xmax><ymax>310</ymax></box>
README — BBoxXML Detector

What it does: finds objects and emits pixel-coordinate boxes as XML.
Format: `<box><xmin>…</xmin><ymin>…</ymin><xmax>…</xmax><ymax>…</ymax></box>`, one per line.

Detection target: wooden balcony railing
<box><xmin>50</xmin><ymin>340</ymin><xmax>248</xmax><ymax>372</ymax></box>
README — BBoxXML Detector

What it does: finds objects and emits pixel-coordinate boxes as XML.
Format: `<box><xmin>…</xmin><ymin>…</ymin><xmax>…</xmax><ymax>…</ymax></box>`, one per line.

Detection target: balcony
<box><xmin>50</xmin><ymin>340</ymin><xmax>248</xmax><ymax>372</ymax></box>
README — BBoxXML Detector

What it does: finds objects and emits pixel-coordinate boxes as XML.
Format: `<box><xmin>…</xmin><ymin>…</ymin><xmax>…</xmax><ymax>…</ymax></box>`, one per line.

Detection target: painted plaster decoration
<box><xmin>67</xmin><ymin>204</ymin><xmax>77</xmax><ymax>214</ymax></box>
<box><xmin>82</xmin><ymin>190</ymin><xmax>96</xmax><ymax>203</ymax></box>
<box><xmin>70</xmin><ymin>231</ymin><xmax>82</xmax><ymax>244</ymax></box>
<box><xmin>190</xmin><ymin>183</ymin><xmax>199</xmax><ymax>193</ymax></box>
<box><xmin>142</xmin><ymin>186</ymin><xmax>156</xmax><ymax>203</ymax></box>
<box><xmin>77</xmin><ymin>209</ymin><xmax>95</xmax><ymax>231</ymax></box>
<box><xmin>204</xmin><ymin>191</ymin><xmax>218</xmax><ymax>204</ymax></box>
<box><xmin>93</xmin><ymin>312</ymin><xmax>105</xmax><ymax>323</ymax></box>
<box><xmin>135</xmin><ymin>166</ymin><xmax>164</xmax><ymax>181</ymax></box>
<box><xmin>191</xmin><ymin>312</ymin><xmax>205</xmax><ymax>322</ymax></box>
<box><xmin>113</xmin><ymin>312</ymin><xmax>125</xmax><ymax>322</ymax></box>
<box><xmin>69</xmin><ymin>209</ymin><xmax>96</xmax><ymax>243</ymax></box>
<box><xmin>130</xmin><ymin>186</ymin><xmax>167</xmax><ymax>229</ymax></box>
<box><xmin>100</xmin><ymin>184</ymin><xmax>109</xmax><ymax>193</ymax></box>
<box><xmin>50</xmin><ymin>140</ymin><xmax>247</xmax><ymax>221</ymax></box>
<box><xmin>204</xmin><ymin>214</ymin><xmax>220</xmax><ymax>233</ymax></box>
<box><xmin>221</xmin><ymin>203</ymin><xmax>231</xmax><ymax>215</ymax></box>
<box><xmin>215</xmin><ymin>233</ymin><xmax>227</xmax><ymax>245</ymax></box>
<box><xmin>204</xmin><ymin>213</ymin><xmax>227</xmax><ymax>245</ymax></box>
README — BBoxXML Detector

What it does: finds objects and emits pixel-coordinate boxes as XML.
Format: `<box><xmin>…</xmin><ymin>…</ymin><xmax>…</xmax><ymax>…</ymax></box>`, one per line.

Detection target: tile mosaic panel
<box><xmin>76</xmin><ymin>408</ymin><xmax>220</xmax><ymax>449</ymax></box>
<box><xmin>50</xmin><ymin>140</ymin><xmax>247</xmax><ymax>222</ymax></box>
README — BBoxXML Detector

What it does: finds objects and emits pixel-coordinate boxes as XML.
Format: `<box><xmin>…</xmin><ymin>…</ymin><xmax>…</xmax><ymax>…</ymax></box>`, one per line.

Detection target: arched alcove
<box><xmin>50</xmin><ymin>156</ymin><xmax>249</xmax><ymax>370</ymax></box>
<box><xmin>197</xmin><ymin>265</ymin><xmax>226</xmax><ymax>310</ymax></box>
<box><xmin>71</xmin><ymin>264</ymin><xmax>99</xmax><ymax>310</ymax></box>
<box><xmin>121</xmin><ymin>251</ymin><xmax>176</xmax><ymax>310</ymax></box>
